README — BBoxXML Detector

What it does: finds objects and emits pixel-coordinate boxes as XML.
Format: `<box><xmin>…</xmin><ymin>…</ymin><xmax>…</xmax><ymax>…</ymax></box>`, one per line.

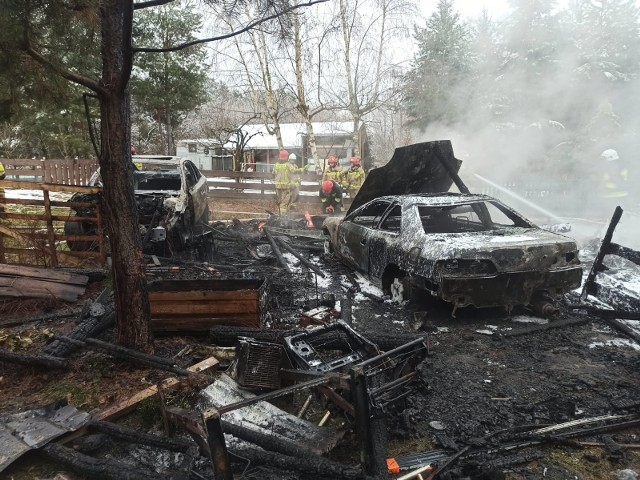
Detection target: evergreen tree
<box><xmin>131</xmin><ymin>2</ymin><xmax>208</xmax><ymax>155</ymax></box>
<box><xmin>403</xmin><ymin>0</ymin><xmax>471</xmax><ymax>129</ymax></box>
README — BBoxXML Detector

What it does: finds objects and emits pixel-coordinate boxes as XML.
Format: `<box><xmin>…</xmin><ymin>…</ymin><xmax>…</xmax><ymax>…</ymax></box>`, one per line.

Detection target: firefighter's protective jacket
<box><xmin>602</xmin><ymin>163</ymin><xmax>629</xmax><ymax>199</ymax></box>
<box><xmin>344</xmin><ymin>165</ymin><xmax>364</xmax><ymax>190</ymax></box>
<box><xmin>319</xmin><ymin>181</ymin><xmax>343</xmax><ymax>212</ymax></box>
<box><xmin>323</xmin><ymin>166</ymin><xmax>343</xmax><ymax>184</ymax></box>
<box><xmin>273</xmin><ymin>162</ymin><xmax>296</xmax><ymax>188</ymax></box>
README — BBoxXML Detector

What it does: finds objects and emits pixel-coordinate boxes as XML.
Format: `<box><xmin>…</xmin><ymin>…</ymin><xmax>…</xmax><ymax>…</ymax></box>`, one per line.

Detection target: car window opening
<box><xmin>380</xmin><ymin>205</ymin><xmax>402</xmax><ymax>232</ymax></box>
<box><xmin>135</xmin><ymin>175</ymin><xmax>182</xmax><ymax>191</ymax></box>
<box><xmin>418</xmin><ymin>201</ymin><xmax>532</xmax><ymax>234</ymax></box>
<box><xmin>351</xmin><ymin>201</ymin><xmax>391</xmax><ymax>228</ymax></box>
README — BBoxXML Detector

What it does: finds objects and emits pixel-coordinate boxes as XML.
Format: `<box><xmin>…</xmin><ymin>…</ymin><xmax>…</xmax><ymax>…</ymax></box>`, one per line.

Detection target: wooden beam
<box><xmin>0</xmin><ymin>264</ymin><xmax>89</xmax><ymax>285</ymax></box>
<box><xmin>97</xmin><ymin>356</ymin><xmax>219</xmax><ymax>422</ymax></box>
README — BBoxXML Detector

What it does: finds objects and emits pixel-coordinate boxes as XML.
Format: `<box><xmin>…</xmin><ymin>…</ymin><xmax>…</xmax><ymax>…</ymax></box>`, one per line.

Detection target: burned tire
<box><xmin>64</xmin><ymin>215</ymin><xmax>98</xmax><ymax>251</ymax></box>
<box><xmin>383</xmin><ymin>267</ymin><xmax>412</xmax><ymax>304</ymax></box>
<box><xmin>390</xmin><ymin>276</ymin><xmax>411</xmax><ymax>304</ymax></box>
<box><xmin>323</xmin><ymin>237</ymin><xmax>333</xmax><ymax>255</ymax></box>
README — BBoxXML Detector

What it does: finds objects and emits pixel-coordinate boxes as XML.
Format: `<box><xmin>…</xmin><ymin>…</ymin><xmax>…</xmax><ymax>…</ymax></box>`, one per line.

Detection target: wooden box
<box><xmin>148</xmin><ymin>278</ymin><xmax>267</xmax><ymax>334</ymax></box>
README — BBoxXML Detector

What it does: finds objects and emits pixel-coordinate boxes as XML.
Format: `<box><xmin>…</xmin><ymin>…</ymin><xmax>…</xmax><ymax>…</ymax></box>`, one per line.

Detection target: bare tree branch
<box><xmin>26</xmin><ymin>45</ymin><xmax>104</xmax><ymax>95</ymax></box>
<box><xmin>134</xmin><ymin>0</ymin><xmax>175</xmax><ymax>9</ymax></box>
<box><xmin>133</xmin><ymin>0</ymin><xmax>329</xmax><ymax>52</ymax></box>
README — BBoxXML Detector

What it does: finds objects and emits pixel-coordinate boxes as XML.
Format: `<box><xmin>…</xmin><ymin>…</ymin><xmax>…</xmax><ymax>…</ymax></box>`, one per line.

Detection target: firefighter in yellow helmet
<box><xmin>344</xmin><ymin>156</ymin><xmax>364</xmax><ymax>198</ymax></box>
<box><xmin>273</xmin><ymin>149</ymin><xmax>296</xmax><ymax>214</ymax></box>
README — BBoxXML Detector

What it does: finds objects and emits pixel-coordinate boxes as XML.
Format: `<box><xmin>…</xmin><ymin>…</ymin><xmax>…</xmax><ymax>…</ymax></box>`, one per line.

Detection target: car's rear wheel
<box><xmin>383</xmin><ymin>267</ymin><xmax>412</xmax><ymax>304</ymax></box>
<box><xmin>389</xmin><ymin>275</ymin><xmax>411</xmax><ymax>304</ymax></box>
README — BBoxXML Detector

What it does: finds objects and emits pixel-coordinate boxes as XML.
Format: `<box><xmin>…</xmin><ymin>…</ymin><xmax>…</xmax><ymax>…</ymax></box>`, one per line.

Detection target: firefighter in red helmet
<box><xmin>319</xmin><ymin>179</ymin><xmax>343</xmax><ymax>214</ymax></box>
<box><xmin>344</xmin><ymin>156</ymin><xmax>364</xmax><ymax>198</ymax></box>
<box><xmin>323</xmin><ymin>155</ymin><xmax>343</xmax><ymax>185</ymax></box>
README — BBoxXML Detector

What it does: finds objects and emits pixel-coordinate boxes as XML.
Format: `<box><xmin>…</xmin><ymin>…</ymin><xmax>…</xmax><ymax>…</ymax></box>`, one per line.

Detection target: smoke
<box><xmin>406</xmin><ymin>2</ymin><xmax>640</xmax><ymax>249</ymax></box>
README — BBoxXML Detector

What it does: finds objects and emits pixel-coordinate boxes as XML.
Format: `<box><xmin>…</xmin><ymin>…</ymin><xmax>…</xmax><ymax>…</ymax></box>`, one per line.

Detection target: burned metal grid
<box><xmin>283</xmin><ymin>322</ymin><xmax>379</xmax><ymax>373</ymax></box>
<box><xmin>357</xmin><ymin>337</ymin><xmax>429</xmax><ymax>415</ymax></box>
<box><xmin>235</xmin><ymin>339</ymin><xmax>283</xmax><ymax>390</ymax></box>
<box><xmin>268</xmin><ymin>271</ymin><xmax>324</xmax><ymax>311</ymax></box>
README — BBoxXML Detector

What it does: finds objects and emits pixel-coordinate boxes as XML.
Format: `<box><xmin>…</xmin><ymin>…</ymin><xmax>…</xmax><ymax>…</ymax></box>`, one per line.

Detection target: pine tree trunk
<box><xmin>100</xmin><ymin>0</ymin><xmax>153</xmax><ymax>353</ymax></box>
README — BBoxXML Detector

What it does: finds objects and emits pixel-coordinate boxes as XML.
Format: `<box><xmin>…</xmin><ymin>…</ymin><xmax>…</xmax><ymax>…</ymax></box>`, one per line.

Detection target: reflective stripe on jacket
<box><xmin>274</xmin><ymin>162</ymin><xmax>294</xmax><ymax>188</ymax></box>
<box><xmin>345</xmin><ymin>166</ymin><xmax>364</xmax><ymax>189</ymax></box>
<box><xmin>323</xmin><ymin>166</ymin><xmax>343</xmax><ymax>184</ymax></box>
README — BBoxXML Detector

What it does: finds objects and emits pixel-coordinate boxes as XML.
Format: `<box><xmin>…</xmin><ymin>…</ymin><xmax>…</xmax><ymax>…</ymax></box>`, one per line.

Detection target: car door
<box><xmin>368</xmin><ymin>203</ymin><xmax>402</xmax><ymax>280</ymax></box>
<box><xmin>181</xmin><ymin>160</ymin><xmax>208</xmax><ymax>221</ymax></box>
<box><xmin>337</xmin><ymin>200</ymin><xmax>392</xmax><ymax>273</ymax></box>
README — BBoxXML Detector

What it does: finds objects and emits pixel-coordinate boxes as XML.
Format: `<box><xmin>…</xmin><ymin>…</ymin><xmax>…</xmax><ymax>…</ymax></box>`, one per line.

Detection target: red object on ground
<box><xmin>304</xmin><ymin>211</ymin><xmax>314</xmax><ymax>228</ymax></box>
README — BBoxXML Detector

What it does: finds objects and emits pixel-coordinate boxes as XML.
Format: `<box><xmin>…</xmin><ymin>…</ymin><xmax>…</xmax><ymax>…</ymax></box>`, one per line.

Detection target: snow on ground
<box><xmin>589</xmin><ymin>339</ymin><xmax>640</xmax><ymax>352</ymax></box>
<box><xmin>510</xmin><ymin>315</ymin><xmax>548</xmax><ymax>325</ymax></box>
<box><xmin>5</xmin><ymin>189</ymin><xmax>72</xmax><ymax>202</ymax></box>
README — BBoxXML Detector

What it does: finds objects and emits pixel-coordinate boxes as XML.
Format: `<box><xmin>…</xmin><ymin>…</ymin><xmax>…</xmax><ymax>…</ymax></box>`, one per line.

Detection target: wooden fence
<box><xmin>2</xmin><ymin>158</ymin><xmax>99</xmax><ymax>185</ymax></box>
<box><xmin>0</xmin><ymin>180</ymin><xmax>106</xmax><ymax>267</ymax></box>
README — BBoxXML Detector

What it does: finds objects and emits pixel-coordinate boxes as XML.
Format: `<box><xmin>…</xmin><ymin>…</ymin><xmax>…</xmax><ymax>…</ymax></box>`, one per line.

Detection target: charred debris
<box><xmin>1</xmin><ymin>143</ymin><xmax>640</xmax><ymax>479</ymax></box>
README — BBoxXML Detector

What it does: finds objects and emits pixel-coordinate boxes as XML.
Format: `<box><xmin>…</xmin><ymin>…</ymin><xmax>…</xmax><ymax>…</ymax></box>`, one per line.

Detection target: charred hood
<box><xmin>348</xmin><ymin>140</ymin><xmax>461</xmax><ymax>216</ymax></box>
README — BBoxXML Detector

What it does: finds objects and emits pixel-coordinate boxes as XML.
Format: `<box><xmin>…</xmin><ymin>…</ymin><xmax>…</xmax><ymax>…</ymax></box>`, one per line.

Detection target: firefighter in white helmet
<box><xmin>600</xmin><ymin>149</ymin><xmax>628</xmax><ymax>201</ymax></box>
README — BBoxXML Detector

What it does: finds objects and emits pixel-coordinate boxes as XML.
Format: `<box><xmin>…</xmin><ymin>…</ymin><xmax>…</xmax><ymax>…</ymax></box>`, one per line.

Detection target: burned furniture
<box><xmin>148</xmin><ymin>278</ymin><xmax>268</xmax><ymax>333</ymax></box>
<box><xmin>65</xmin><ymin>156</ymin><xmax>210</xmax><ymax>255</ymax></box>
<box><xmin>581</xmin><ymin>206</ymin><xmax>640</xmax><ymax>310</ymax></box>
<box><xmin>283</xmin><ymin>321</ymin><xmax>379</xmax><ymax>373</ymax></box>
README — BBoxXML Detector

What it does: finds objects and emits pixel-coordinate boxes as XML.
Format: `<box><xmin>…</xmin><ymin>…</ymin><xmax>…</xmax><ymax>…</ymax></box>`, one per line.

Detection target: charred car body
<box><xmin>65</xmin><ymin>156</ymin><xmax>210</xmax><ymax>255</ymax></box>
<box><xmin>323</xmin><ymin>141</ymin><xmax>583</xmax><ymax>311</ymax></box>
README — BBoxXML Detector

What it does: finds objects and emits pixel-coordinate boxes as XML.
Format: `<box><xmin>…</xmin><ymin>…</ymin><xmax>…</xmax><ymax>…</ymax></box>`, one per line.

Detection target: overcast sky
<box><xmin>419</xmin><ymin>0</ymin><xmax>512</xmax><ymax>20</ymax></box>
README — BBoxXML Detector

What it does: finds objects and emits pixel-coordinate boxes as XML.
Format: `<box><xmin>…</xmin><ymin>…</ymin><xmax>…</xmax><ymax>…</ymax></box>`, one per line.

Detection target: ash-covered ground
<box><xmin>160</xmin><ymin>216</ymin><xmax>640</xmax><ymax>480</ymax></box>
<box><xmin>4</xmin><ymin>214</ymin><xmax>636</xmax><ymax>480</ymax></box>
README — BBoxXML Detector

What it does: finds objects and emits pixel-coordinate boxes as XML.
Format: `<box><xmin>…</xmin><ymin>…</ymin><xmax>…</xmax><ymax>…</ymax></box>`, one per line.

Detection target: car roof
<box><xmin>132</xmin><ymin>155</ymin><xmax>186</xmax><ymax>165</ymax></box>
<box><xmin>365</xmin><ymin>192</ymin><xmax>496</xmax><ymax>208</ymax></box>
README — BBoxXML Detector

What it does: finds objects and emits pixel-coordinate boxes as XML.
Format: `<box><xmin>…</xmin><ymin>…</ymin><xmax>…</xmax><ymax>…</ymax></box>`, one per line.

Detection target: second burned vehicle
<box><xmin>65</xmin><ymin>156</ymin><xmax>210</xmax><ymax>255</ymax></box>
<box><xmin>323</xmin><ymin>141</ymin><xmax>583</xmax><ymax>312</ymax></box>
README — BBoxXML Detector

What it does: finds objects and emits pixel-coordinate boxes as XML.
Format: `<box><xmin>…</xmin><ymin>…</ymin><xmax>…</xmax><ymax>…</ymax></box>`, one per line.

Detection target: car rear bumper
<box><xmin>436</xmin><ymin>266</ymin><xmax>583</xmax><ymax>308</ymax></box>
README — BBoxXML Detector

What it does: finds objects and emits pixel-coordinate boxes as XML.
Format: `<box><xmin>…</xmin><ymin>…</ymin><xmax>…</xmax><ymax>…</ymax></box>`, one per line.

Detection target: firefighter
<box><xmin>323</xmin><ymin>155</ymin><xmax>343</xmax><ymax>184</ymax></box>
<box><xmin>319</xmin><ymin>179</ymin><xmax>343</xmax><ymax>214</ymax></box>
<box><xmin>600</xmin><ymin>149</ymin><xmax>629</xmax><ymax>210</ymax></box>
<box><xmin>344</xmin><ymin>156</ymin><xmax>365</xmax><ymax>198</ymax></box>
<box><xmin>288</xmin><ymin>153</ymin><xmax>308</xmax><ymax>210</ymax></box>
<box><xmin>273</xmin><ymin>149</ymin><xmax>295</xmax><ymax>214</ymax></box>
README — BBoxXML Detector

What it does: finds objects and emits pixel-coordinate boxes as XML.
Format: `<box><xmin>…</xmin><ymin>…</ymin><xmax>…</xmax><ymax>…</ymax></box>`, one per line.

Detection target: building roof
<box><xmin>180</xmin><ymin>122</ymin><xmax>354</xmax><ymax>150</ymax></box>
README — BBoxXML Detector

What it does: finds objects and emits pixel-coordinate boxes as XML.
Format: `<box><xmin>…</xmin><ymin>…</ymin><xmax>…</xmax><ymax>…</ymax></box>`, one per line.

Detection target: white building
<box><xmin>177</xmin><ymin>121</ymin><xmax>366</xmax><ymax>172</ymax></box>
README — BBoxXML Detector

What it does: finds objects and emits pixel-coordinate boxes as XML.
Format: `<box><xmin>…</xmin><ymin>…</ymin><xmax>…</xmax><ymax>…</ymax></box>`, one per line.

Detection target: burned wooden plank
<box><xmin>263</xmin><ymin>226</ymin><xmax>291</xmax><ymax>272</ymax></box>
<box><xmin>43</xmin><ymin>287</ymin><xmax>114</xmax><ymax>358</ymax></box>
<box><xmin>0</xmin><ymin>277</ymin><xmax>86</xmax><ymax>302</ymax></box>
<box><xmin>51</xmin><ymin>357</ymin><xmax>218</xmax><ymax>451</ymax></box>
<box><xmin>275</xmin><ymin>236</ymin><xmax>325</xmax><ymax>277</ymax></box>
<box><xmin>229</xmin><ymin>445</ymin><xmax>361</xmax><ymax>479</ymax></box>
<box><xmin>54</xmin><ymin>336</ymin><xmax>190</xmax><ymax>376</ymax></box>
<box><xmin>0</xmin><ymin>309</ymin><xmax>81</xmax><ymax>328</ymax></box>
<box><xmin>43</xmin><ymin>443</ymin><xmax>187</xmax><ymax>480</ymax></box>
<box><xmin>0</xmin><ymin>264</ymin><xmax>89</xmax><ymax>285</ymax></box>
<box><xmin>501</xmin><ymin>317</ymin><xmax>590</xmax><ymax>337</ymax></box>
<box><xmin>608</xmin><ymin>243</ymin><xmax>640</xmax><ymax>267</ymax></box>
<box><xmin>0</xmin><ymin>349</ymin><xmax>68</xmax><ymax>369</ymax></box>
<box><xmin>582</xmin><ymin>206</ymin><xmax>623</xmax><ymax>299</ymax></box>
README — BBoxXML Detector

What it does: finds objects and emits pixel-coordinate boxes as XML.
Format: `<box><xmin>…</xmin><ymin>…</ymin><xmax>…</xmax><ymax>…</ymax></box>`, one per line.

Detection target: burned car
<box><xmin>65</xmin><ymin>156</ymin><xmax>210</xmax><ymax>254</ymax></box>
<box><xmin>323</xmin><ymin>141</ymin><xmax>583</xmax><ymax>311</ymax></box>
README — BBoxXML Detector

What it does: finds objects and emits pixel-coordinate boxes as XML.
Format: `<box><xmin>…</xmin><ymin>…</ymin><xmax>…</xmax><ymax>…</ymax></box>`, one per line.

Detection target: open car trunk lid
<box><xmin>348</xmin><ymin>140</ymin><xmax>461</xmax><ymax>216</ymax></box>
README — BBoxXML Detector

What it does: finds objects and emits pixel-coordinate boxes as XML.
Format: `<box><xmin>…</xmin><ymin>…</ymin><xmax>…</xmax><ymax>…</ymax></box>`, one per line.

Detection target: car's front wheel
<box><xmin>323</xmin><ymin>235</ymin><xmax>333</xmax><ymax>254</ymax></box>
